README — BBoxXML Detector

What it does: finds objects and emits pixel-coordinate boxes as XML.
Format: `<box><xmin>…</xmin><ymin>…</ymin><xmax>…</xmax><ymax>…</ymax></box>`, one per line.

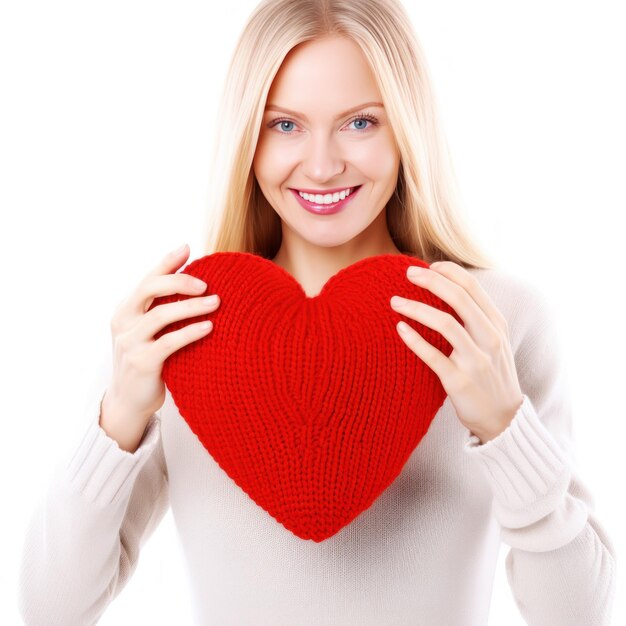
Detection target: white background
<box><xmin>1</xmin><ymin>1</ymin><xmax>624</xmax><ymax>624</ymax></box>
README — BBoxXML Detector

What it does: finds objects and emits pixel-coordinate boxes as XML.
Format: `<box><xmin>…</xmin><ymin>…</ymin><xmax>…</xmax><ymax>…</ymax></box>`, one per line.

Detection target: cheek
<box><xmin>351</xmin><ymin>135</ymin><xmax>399</xmax><ymax>179</ymax></box>
<box><xmin>254</xmin><ymin>137</ymin><xmax>294</xmax><ymax>185</ymax></box>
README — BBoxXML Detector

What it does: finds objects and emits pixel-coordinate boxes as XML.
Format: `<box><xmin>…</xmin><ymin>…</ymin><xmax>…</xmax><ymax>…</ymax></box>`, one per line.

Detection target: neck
<box><xmin>271</xmin><ymin>224</ymin><xmax>402</xmax><ymax>298</ymax></box>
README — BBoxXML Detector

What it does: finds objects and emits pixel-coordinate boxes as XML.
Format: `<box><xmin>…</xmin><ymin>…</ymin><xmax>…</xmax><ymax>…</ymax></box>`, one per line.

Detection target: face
<box><xmin>253</xmin><ymin>35</ymin><xmax>401</xmax><ymax>252</ymax></box>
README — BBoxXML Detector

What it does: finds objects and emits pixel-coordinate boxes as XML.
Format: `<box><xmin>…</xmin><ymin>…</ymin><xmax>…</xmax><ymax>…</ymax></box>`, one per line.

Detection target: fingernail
<box><xmin>172</xmin><ymin>243</ymin><xmax>188</xmax><ymax>255</ymax></box>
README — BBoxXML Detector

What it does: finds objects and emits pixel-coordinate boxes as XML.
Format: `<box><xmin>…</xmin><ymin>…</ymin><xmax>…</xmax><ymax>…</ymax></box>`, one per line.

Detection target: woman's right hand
<box><xmin>100</xmin><ymin>243</ymin><xmax>219</xmax><ymax>448</ymax></box>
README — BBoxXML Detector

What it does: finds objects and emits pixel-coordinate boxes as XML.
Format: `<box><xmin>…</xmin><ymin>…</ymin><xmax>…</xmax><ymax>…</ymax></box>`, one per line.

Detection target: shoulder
<box><xmin>464</xmin><ymin>265</ymin><xmax>550</xmax><ymax>312</ymax></box>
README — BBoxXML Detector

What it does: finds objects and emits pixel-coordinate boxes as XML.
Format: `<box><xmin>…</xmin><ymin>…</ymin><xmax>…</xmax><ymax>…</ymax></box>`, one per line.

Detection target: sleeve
<box><xmin>17</xmin><ymin>385</ymin><xmax>171</xmax><ymax>626</ymax></box>
<box><xmin>462</xmin><ymin>281</ymin><xmax>617</xmax><ymax>625</ymax></box>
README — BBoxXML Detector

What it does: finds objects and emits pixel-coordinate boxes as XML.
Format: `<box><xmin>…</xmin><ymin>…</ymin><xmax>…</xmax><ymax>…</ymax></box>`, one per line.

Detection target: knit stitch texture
<box><xmin>149</xmin><ymin>252</ymin><xmax>462</xmax><ymax>541</ymax></box>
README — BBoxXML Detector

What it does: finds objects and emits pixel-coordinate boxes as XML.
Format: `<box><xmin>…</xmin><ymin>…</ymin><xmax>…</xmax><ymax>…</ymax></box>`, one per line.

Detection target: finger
<box><xmin>428</xmin><ymin>262</ymin><xmax>508</xmax><ymax>333</ymax></box>
<box><xmin>391</xmin><ymin>297</ymin><xmax>475</xmax><ymax>364</ymax></box>
<box><xmin>396</xmin><ymin>321</ymin><xmax>453</xmax><ymax>382</ymax></box>
<box><xmin>113</xmin><ymin>274</ymin><xmax>206</xmax><ymax>326</ymax></box>
<box><xmin>151</xmin><ymin>318</ymin><xmax>214</xmax><ymax>362</ymax></box>
<box><xmin>406</xmin><ymin>265</ymin><xmax>496</xmax><ymax>348</ymax></box>
<box><xmin>142</xmin><ymin>291</ymin><xmax>220</xmax><ymax>343</ymax></box>
<box><xmin>136</xmin><ymin>273</ymin><xmax>208</xmax><ymax>314</ymax></box>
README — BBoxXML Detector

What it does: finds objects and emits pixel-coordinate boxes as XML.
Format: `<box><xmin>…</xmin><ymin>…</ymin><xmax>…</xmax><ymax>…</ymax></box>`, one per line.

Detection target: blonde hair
<box><xmin>202</xmin><ymin>0</ymin><xmax>497</xmax><ymax>270</ymax></box>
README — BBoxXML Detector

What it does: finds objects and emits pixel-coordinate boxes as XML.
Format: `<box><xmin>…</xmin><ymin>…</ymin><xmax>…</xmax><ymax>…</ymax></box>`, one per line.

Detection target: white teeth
<box><xmin>298</xmin><ymin>187</ymin><xmax>354</xmax><ymax>204</ymax></box>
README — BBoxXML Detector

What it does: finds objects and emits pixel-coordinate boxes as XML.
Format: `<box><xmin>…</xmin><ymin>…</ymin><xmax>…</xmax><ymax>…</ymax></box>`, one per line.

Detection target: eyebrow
<box><xmin>264</xmin><ymin>101</ymin><xmax>384</xmax><ymax>122</ymax></box>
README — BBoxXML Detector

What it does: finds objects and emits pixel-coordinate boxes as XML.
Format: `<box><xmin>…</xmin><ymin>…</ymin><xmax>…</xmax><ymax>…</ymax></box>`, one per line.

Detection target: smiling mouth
<box><xmin>290</xmin><ymin>185</ymin><xmax>362</xmax><ymax>199</ymax></box>
<box><xmin>289</xmin><ymin>185</ymin><xmax>363</xmax><ymax>215</ymax></box>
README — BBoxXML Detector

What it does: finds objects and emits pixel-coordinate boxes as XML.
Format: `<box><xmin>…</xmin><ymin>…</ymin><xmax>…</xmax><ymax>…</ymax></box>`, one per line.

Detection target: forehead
<box><xmin>265</xmin><ymin>36</ymin><xmax>382</xmax><ymax>115</ymax></box>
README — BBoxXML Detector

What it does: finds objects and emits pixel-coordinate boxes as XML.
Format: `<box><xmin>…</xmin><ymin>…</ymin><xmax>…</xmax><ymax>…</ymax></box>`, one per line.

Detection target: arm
<box><xmin>17</xmin><ymin>386</ymin><xmax>170</xmax><ymax>626</ymax></box>
<box><xmin>463</xmin><ymin>282</ymin><xmax>617</xmax><ymax>625</ymax></box>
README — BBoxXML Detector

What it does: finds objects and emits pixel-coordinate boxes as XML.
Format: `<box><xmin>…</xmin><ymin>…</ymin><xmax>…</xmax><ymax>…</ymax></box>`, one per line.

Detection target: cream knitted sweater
<box><xmin>17</xmin><ymin>267</ymin><xmax>617</xmax><ymax>625</ymax></box>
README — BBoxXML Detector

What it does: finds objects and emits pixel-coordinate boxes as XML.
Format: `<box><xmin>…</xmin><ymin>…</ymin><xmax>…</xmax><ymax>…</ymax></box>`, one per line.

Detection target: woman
<box><xmin>18</xmin><ymin>1</ymin><xmax>616</xmax><ymax>624</ymax></box>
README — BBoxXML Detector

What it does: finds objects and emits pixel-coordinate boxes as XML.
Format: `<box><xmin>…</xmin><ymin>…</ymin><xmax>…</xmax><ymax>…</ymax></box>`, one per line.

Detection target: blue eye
<box><xmin>268</xmin><ymin>113</ymin><xmax>379</xmax><ymax>135</ymax></box>
<box><xmin>275</xmin><ymin>120</ymin><xmax>296</xmax><ymax>133</ymax></box>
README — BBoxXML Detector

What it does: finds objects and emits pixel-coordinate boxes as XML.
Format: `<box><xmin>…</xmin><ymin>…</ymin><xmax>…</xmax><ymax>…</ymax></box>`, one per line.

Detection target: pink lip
<box><xmin>289</xmin><ymin>185</ymin><xmax>362</xmax><ymax>215</ymax></box>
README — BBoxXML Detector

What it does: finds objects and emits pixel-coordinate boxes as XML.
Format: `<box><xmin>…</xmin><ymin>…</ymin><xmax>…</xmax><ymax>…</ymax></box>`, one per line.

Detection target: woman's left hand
<box><xmin>390</xmin><ymin>261</ymin><xmax>524</xmax><ymax>444</ymax></box>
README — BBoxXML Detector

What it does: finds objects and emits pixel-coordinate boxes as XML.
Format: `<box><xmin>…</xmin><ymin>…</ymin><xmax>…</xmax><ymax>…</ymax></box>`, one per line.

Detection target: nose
<box><xmin>300</xmin><ymin>132</ymin><xmax>345</xmax><ymax>183</ymax></box>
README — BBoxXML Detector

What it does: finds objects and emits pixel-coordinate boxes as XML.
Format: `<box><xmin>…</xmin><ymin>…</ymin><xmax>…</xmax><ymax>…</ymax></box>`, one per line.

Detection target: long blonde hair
<box><xmin>201</xmin><ymin>0</ymin><xmax>497</xmax><ymax>270</ymax></box>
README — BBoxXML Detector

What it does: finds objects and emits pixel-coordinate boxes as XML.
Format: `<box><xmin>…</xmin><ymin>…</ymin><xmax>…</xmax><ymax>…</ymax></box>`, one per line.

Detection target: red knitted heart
<box><xmin>149</xmin><ymin>252</ymin><xmax>462</xmax><ymax>542</ymax></box>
